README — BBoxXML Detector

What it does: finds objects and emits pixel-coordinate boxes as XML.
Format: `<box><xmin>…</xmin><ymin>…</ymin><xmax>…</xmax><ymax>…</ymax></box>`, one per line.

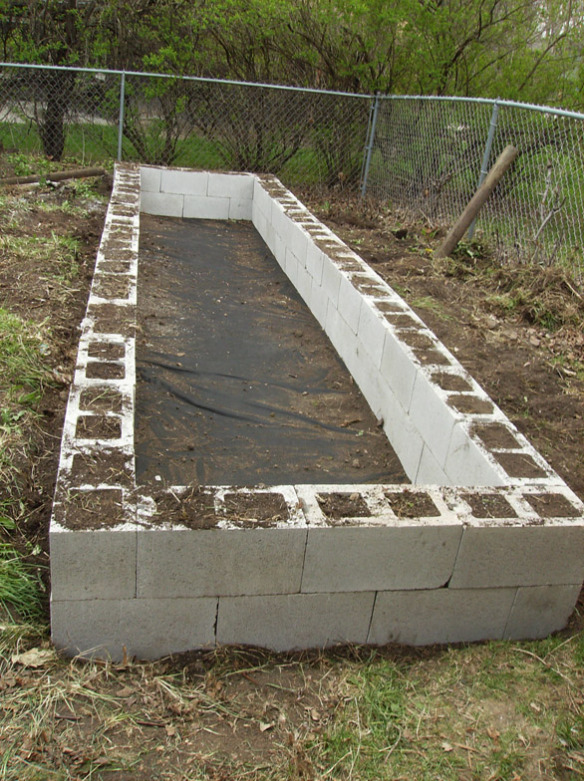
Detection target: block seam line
<box><xmin>502</xmin><ymin>586</ymin><xmax>521</xmax><ymax>639</ymax></box>
<box><xmin>446</xmin><ymin>525</ymin><xmax>467</xmax><ymax>591</ymax></box>
<box><xmin>365</xmin><ymin>591</ymin><xmax>378</xmax><ymax>644</ymax></box>
<box><xmin>213</xmin><ymin>598</ymin><xmax>219</xmax><ymax>642</ymax></box>
<box><xmin>299</xmin><ymin>527</ymin><xmax>310</xmax><ymax>593</ymax></box>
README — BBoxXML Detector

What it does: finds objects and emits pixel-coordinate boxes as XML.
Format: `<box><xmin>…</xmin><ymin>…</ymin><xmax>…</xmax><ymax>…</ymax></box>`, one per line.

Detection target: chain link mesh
<box><xmin>0</xmin><ymin>64</ymin><xmax>583</xmax><ymax>283</ymax></box>
<box><xmin>369</xmin><ymin>96</ymin><xmax>584</xmax><ymax>283</ymax></box>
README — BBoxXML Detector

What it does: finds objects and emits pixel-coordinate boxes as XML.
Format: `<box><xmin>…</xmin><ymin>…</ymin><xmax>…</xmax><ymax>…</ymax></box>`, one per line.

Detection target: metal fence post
<box><xmin>360</xmin><ymin>92</ymin><xmax>381</xmax><ymax>198</ymax></box>
<box><xmin>117</xmin><ymin>71</ymin><xmax>126</xmax><ymax>162</ymax></box>
<box><xmin>468</xmin><ymin>101</ymin><xmax>499</xmax><ymax>240</ymax></box>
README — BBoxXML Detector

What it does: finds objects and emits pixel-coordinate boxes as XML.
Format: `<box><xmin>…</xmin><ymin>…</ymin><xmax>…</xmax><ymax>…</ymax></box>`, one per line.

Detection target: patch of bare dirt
<box><xmin>310</xmin><ymin>196</ymin><xmax>584</xmax><ymax>501</ymax></box>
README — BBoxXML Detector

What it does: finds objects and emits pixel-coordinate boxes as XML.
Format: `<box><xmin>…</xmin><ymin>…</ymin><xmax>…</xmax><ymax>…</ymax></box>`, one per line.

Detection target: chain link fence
<box><xmin>365</xmin><ymin>95</ymin><xmax>584</xmax><ymax>282</ymax></box>
<box><xmin>0</xmin><ymin>63</ymin><xmax>583</xmax><ymax>283</ymax></box>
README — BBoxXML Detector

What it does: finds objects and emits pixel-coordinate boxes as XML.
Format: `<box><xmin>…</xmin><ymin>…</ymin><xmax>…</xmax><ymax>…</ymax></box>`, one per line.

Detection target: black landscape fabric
<box><xmin>136</xmin><ymin>215</ymin><xmax>408</xmax><ymax>486</ymax></box>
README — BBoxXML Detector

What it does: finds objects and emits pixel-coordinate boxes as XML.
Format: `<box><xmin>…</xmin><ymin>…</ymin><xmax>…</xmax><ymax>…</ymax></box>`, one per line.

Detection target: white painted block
<box><xmin>284</xmin><ymin>248</ymin><xmax>300</xmax><ymax>287</ymax></box>
<box><xmin>341</xmin><ymin>345</ymin><xmax>385</xmax><ymax>419</ymax></box>
<box><xmin>305</xmin><ymin>243</ymin><xmax>325</xmax><ymax>286</ymax></box>
<box><xmin>160</xmin><ymin>168</ymin><xmax>208</xmax><ymax>195</ymax></box>
<box><xmin>449</xmin><ymin>525</ymin><xmax>584</xmax><ymax>589</ymax></box>
<box><xmin>50</xmin><ymin>528</ymin><xmax>136</xmax><ymax>600</ymax></box>
<box><xmin>504</xmin><ymin>584</ymin><xmax>581</xmax><ymax>640</ymax></box>
<box><xmin>382</xmin><ymin>400</ymin><xmax>424</xmax><ymax>481</ymax></box>
<box><xmin>445</xmin><ymin>423</ymin><xmax>506</xmax><ymax>487</ymax></box>
<box><xmin>140</xmin><ymin>166</ymin><xmax>161</xmax><ymax>192</ymax></box>
<box><xmin>415</xmin><ymin>445</ymin><xmax>450</xmax><ymax>485</ymax></box>
<box><xmin>301</xmin><ymin>524</ymin><xmax>462</xmax><ymax>593</ymax></box>
<box><xmin>310</xmin><ymin>285</ymin><xmax>329</xmax><ymax>329</ymax></box>
<box><xmin>324</xmin><ymin>305</ymin><xmax>359</xmax><ymax>372</ymax></box>
<box><xmin>251</xmin><ymin>180</ymin><xmax>272</xmax><ymax>221</ymax></box>
<box><xmin>368</xmin><ymin>587</ymin><xmax>516</xmax><ymax>645</ymax></box>
<box><xmin>272</xmin><ymin>231</ymin><xmax>287</xmax><ymax>271</ymax></box>
<box><xmin>228</xmin><ymin>198</ymin><xmax>253</xmax><ymax>220</ymax></box>
<box><xmin>295</xmin><ymin>265</ymin><xmax>313</xmax><ymax>308</ymax></box>
<box><xmin>289</xmin><ymin>223</ymin><xmax>309</xmax><ymax>267</ymax></box>
<box><xmin>183</xmin><ymin>195</ymin><xmax>230</xmax><ymax>220</ymax></box>
<box><xmin>140</xmin><ymin>191</ymin><xmax>184</xmax><ymax>218</ymax></box>
<box><xmin>409</xmin><ymin>372</ymin><xmax>457</xmax><ymax>469</ymax></box>
<box><xmin>338</xmin><ymin>275</ymin><xmax>363</xmax><ymax>335</ymax></box>
<box><xmin>51</xmin><ymin>597</ymin><xmax>217</xmax><ymax>660</ymax></box>
<box><xmin>217</xmin><ymin>592</ymin><xmax>375</xmax><ymax>651</ymax></box>
<box><xmin>380</xmin><ymin>330</ymin><xmax>418</xmax><ymax>412</ymax></box>
<box><xmin>208</xmin><ymin>172</ymin><xmax>254</xmax><ymax>200</ymax></box>
<box><xmin>136</xmin><ymin>527</ymin><xmax>307</xmax><ymax>598</ymax></box>
<box><xmin>357</xmin><ymin>301</ymin><xmax>386</xmax><ymax>368</ymax></box>
<box><xmin>252</xmin><ymin>209</ymin><xmax>269</xmax><ymax>243</ymax></box>
<box><xmin>321</xmin><ymin>257</ymin><xmax>343</xmax><ymax>310</ymax></box>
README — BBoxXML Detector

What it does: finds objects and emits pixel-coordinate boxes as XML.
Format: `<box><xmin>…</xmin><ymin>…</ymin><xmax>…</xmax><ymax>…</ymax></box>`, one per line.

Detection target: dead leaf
<box><xmin>441</xmin><ymin>741</ymin><xmax>454</xmax><ymax>752</ymax></box>
<box><xmin>165</xmin><ymin>725</ymin><xmax>177</xmax><ymax>737</ymax></box>
<box><xmin>259</xmin><ymin>721</ymin><xmax>274</xmax><ymax>732</ymax></box>
<box><xmin>11</xmin><ymin>648</ymin><xmax>55</xmax><ymax>668</ymax></box>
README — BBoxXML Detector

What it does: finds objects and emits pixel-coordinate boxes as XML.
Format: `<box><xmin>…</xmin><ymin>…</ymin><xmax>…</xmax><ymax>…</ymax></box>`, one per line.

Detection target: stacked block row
<box><xmin>50</xmin><ymin>164</ymin><xmax>584</xmax><ymax>661</ymax></box>
<box><xmin>251</xmin><ymin>175</ymin><xmax>560</xmax><ymax>488</ymax></box>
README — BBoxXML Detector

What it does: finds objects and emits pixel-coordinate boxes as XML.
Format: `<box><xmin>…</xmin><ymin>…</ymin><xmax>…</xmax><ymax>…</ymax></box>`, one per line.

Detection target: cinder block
<box><xmin>183</xmin><ymin>195</ymin><xmax>230</xmax><ymax>220</ymax></box>
<box><xmin>160</xmin><ymin>168</ymin><xmax>208</xmax><ymax>195</ymax></box>
<box><xmin>338</xmin><ymin>276</ymin><xmax>363</xmax><ymax>335</ymax></box>
<box><xmin>289</xmin><ymin>223</ymin><xmax>309</xmax><ymax>267</ymax></box>
<box><xmin>368</xmin><ymin>587</ymin><xmax>516</xmax><ymax>645</ymax></box>
<box><xmin>295</xmin><ymin>265</ymin><xmax>313</xmax><ymax>308</ymax></box>
<box><xmin>51</xmin><ymin>597</ymin><xmax>217</xmax><ymax>660</ymax></box>
<box><xmin>305</xmin><ymin>243</ymin><xmax>325</xmax><ymax>286</ymax></box>
<box><xmin>342</xmin><ymin>346</ymin><xmax>387</xmax><ymax>420</ymax></box>
<box><xmin>124</xmin><ymin>597</ymin><xmax>217</xmax><ymax>658</ymax></box>
<box><xmin>252</xmin><ymin>209</ymin><xmax>269</xmax><ymax>244</ymax></box>
<box><xmin>301</xmin><ymin>524</ymin><xmax>461</xmax><ymax>593</ymax></box>
<box><xmin>140</xmin><ymin>191</ymin><xmax>183</xmax><ymax>218</ymax></box>
<box><xmin>140</xmin><ymin>166</ymin><xmax>161</xmax><ymax>192</ymax></box>
<box><xmin>208</xmin><ymin>172</ymin><xmax>254</xmax><ymax>200</ymax></box>
<box><xmin>321</xmin><ymin>257</ymin><xmax>343</xmax><ymax>309</ymax></box>
<box><xmin>357</xmin><ymin>302</ymin><xmax>386</xmax><ymax>368</ymax></box>
<box><xmin>216</xmin><ymin>592</ymin><xmax>375</xmax><ymax>651</ymax></box>
<box><xmin>382</xmin><ymin>400</ymin><xmax>424</xmax><ymax>481</ymax></box>
<box><xmin>251</xmin><ymin>179</ymin><xmax>272</xmax><ymax>221</ymax></box>
<box><xmin>324</xmin><ymin>305</ymin><xmax>359</xmax><ymax>372</ymax></box>
<box><xmin>415</xmin><ymin>445</ymin><xmax>450</xmax><ymax>485</ymax></box>
<box><xmin>228</xmin><ymin>198</ymin><xmax>253</xmax><ymax>220</ymax></box>
<box><xmin>444</xmin><ymin>423</ymin><xmax>505</xmax><ymax>487</ymax></box>
<box><xmin>52</xmin><ymin>597</ymin><xmax>124</xmax><ymax>659</ymax></box>
<box><xmin>50</xmin><ymin>528</ymin><xmax>137</xmax><ymax>600</ymax></box>
<box><xmin>409</xmin><ymin>372</ymin><xmax>457</xmax><ymax>469</ymax></box>
<box><xmin>136</xmin><ymin>527</ymin><xmax>307</xmax><ymax>598</ymax></box>
<box><xmin>380</xmin><ymin>331</ymin><xmax>418</xmax><ymax>412</ymax></box>
<box><xmin>309</xmin><ymin>284</ymin><xmax>329</xmax><ymax>329</ymax></box>
<box><xmin>449</xmin><ymin>525</ymin><xmax>584</xmax><ymax>589</ymax></box>
<box><xmin>272</xmin><ymin>231</ymin><xmax>287</xmax><ymax>271</ymax></box>
<box><xmin>284</xmin><ymin>248</ymin><xmax>300</xmax><ymax>287</ymax></box>
<box><xmin>504</xmin><ymin>584</ymin><xmax>581</xmax><ymax>640</ymax></box>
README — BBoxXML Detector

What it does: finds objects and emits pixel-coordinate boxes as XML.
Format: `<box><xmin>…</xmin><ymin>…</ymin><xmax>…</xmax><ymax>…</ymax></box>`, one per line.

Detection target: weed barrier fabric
<box><xmin>136</xmin><ymin>216</ymin><xmax>408</xmax><ymax>486</ymax></box>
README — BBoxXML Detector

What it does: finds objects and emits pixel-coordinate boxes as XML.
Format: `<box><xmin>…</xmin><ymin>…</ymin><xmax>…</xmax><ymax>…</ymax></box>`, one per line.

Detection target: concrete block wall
<box><xmin>49</xmin><ymin>164</ymin><xmax>584</xmax><ymax>660</ymax></box>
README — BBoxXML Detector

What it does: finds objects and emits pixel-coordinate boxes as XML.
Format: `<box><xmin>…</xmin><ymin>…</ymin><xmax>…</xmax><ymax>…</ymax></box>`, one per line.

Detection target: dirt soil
<box><xmin>305</xmin><ymin>196</ymin><xmax>584</xmax><ymax>501</ymax></box>
<box><xmin>2</xmin><ymin>179</ymin><xmax>584</xmax><ymax>780</ymax></box>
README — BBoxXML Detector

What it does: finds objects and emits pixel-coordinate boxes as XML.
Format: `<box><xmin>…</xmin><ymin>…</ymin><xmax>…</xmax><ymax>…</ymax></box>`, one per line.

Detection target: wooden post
<box><xmin>435</xmin><ymin>145</ymin><xmax>518</xmax><ymax>258</ymax></box>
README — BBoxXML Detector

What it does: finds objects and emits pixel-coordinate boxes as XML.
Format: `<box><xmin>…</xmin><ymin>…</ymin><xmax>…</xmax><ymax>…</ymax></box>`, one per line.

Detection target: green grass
<box><xmin>0</xmin><ymin>541</ymin><xmax>44</xmax><ymax>622</ymax></box>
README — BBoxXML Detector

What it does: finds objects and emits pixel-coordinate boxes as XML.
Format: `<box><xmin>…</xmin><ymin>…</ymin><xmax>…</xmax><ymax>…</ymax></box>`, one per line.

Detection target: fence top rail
<box><xmin>0</xmin><ymin>61</ymin><xmax>372</xmax><ymax>101</ymax></box>
<box><xmin>1</xmin><ymin>61</ymin><xmax>584</xmax><ymax>122</ymax></box>
<box><xmin>379</xmin><ymin>93</ymin><xmax>584</xmax><ymax>122</ymax></box>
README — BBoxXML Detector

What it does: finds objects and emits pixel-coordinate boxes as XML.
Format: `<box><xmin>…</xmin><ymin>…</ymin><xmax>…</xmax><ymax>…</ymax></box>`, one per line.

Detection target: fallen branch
<box><xmin>0</xmin><ymin>167</ymin><xmax>107</xmax><ymax>186</ymax></box>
